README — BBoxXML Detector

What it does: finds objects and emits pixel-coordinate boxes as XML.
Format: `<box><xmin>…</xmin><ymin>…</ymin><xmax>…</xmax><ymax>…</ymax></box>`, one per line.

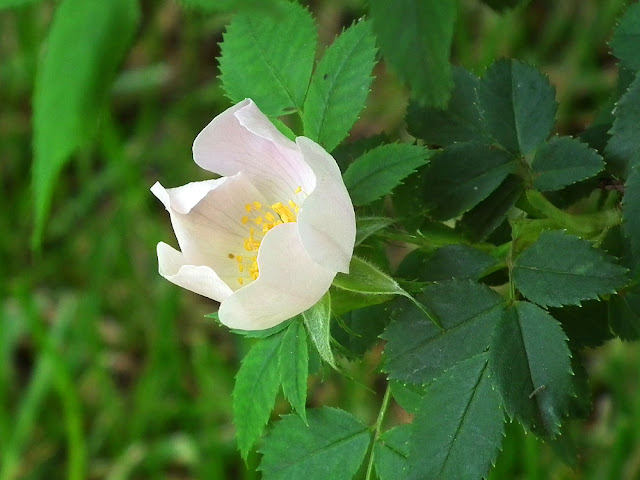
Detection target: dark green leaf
<box><xmin>32</xmin><ymin>0</ymin><xmax>139</xmax><ymax>246</ymax></box>
<box><xmin>482</xmin><ymin>0</ymin><xmax>529</xmax><ymax>11</ymax></box>
<box><xmin>407</xmin><ymin>353</ymin><xmax>504</xmax><ymax>480</ymax></box>
<box><xmin>623</xmin><ymin>167</ymin><xmax>640</xmax><ymax>261</ymax></box>
<box><xmin>609</xmin><ymin>285</ymin><xmax>640</xmax><ymax>341</ymax></box>
<box><xmin>219</xmin><ymin>1</ymin><xmax>316</xmax><ymax>116</ymax></box>
<box><xmin>233</xmin><ymin>333</ymin><xmax>284</xmax><ymax>459</ymax></box>
<box><xmin>369</xmin><ymin>0</ymin><xmax>456</xmax><ymax>108</ymax></box>
<box><xmin>513</xmin><ymin>231</ymin><xmax>629</xmax><ymax>307</ymax></box>
<box><xmin>477</xmin><ymin>59</ymin><xmax>557</xmax><ymax>154</ymax></box>
<box><xmin>489</xmin><ymin>302</ymin><xmax>574</xmax><ymax>436</ymax></box>
<box><xmin>302</xmin><ymin>293</ymin><xmax>335</xmax><ymax>368</ymax></box>
<box><xmin>382</xmin><ymin>280</ymin><xmax>504</xmax><ymax>383</ymax></box>
<box><xmin>423</xmin><ymin>142</ymin><xmax>517</xmax><ymax>220</ymax></box>
<box><xmin>303</xmin><ymin>20</ymin><xmax>377</xmax><ymax>152</ymax></box>
<box><xmin>343</xmin><ymin>144</ymin><xmax>431</xmax><ymax>206</ymax></box>
<box><xmin>611</xmin><ymin>2</ymin><xmax>640</xmax><ymax>71</ymax></box>
<box><xmin>0</xmin><ymin>0</ymin><xmax>44</xmax><ymax>8</ymax></box>
<box><xmin>550</xmin><ymin>301</ymin><xmax>612</xmax><ymax>349</ymax></box>
<box><xmin>606</xmin><ymin>74</ymin><xmax>640</xmax><ymax>176</ymax></box>
<box><xmin>333</xmin><ymin>302</ymin><xmax>389</xmax><ymax>358</ymax></box>
<box><xmin>397</xmin><ymin>244</ymin><xmax>496</xmax><ymax>282</ymax></box>
<box><xmin>259</xmin><ymin>407</ymin><xmax>371</xmax><ymax>480</ymax></box>
<box><xmin>531</xmin><ymin>136</ymin><xmax>604</xmax><ymax>191</ymax></box>
<box><xmin>389</xmin><ymin>381</ymin><xmax>426</xmax><ymax>415</ymax></box>
<box><xmin>278</xmin><ymin>320</ymin><xmax>308</xmax><ymax>421</ymax></box>
<box><xmin>374</xmin><ymin>425</ymin><xmax>410</xmax><ymax>480</ymax></box>
<box><xmin>406</xmin><ymin>67</ymin><xmax>489</xmax><ymax>146</ymax></box>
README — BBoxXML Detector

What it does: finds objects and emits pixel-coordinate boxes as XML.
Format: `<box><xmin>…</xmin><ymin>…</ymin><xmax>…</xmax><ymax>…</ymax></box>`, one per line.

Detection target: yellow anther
<box><xmin>236</xmin><ymin>255</ymin><xmax>243</xmax><ymax>263</ymax></box>
<box><xmin>238</xmin><ymin>277</ymin><xmax>244</xmax><ymax>285</ymax></box>
<box><xmin>254</xmin><ymin>217</ymin><xmax>263</xmax><ymax>225</ymax></box>
<box><xmin>253</xmin><ymin>201</ymin><xmax>262</xmax><ymax>210</ymax></box>
<box><xmin>238</xmin><ymin>264</ymin><xmax>244</xmax><ymax>272</ymax></box>
<box><xmin>288</xmin><ymin>200</ymin><xmax>297</xmax><ymax>209</ymax></box>
<box><xmin>242</xmin><ymin>216</ymin><xmax>249</xmax><ymax>224</ymax></box>
<box><xmin>245</xmin><ymin>204</ymin><xmax>252</xmax><ymax>213</ymax></box>
<box><xmin>295</xmin><ymin>186</ymin><xmax>302</xmax><ymax>194</ymax></box>
<box><xmin>265</xmin><ymin>212</ymin><xmax>276</xmax><ymax>222</ymax></box>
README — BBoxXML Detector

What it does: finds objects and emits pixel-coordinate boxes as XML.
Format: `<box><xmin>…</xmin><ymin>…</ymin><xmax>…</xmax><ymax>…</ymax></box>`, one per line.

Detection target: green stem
<box><xmin>365</xmin><ymin>383</ymin><xmax>392</xmax><ymax>480</ymax></box>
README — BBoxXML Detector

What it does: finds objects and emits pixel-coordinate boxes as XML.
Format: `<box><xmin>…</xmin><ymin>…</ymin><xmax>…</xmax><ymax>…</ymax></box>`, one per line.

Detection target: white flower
<box><xmin>151</xmin><ymin>99</ymin><xmax>356</xmax><ymax>330</ymax></box>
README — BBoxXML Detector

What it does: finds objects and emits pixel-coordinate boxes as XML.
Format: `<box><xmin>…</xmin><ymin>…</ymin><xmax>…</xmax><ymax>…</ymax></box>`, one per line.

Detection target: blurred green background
<box><xmin>1</xmin><ymin>0</ymin><xmax>639</xmax><ymax>478</ymax></box>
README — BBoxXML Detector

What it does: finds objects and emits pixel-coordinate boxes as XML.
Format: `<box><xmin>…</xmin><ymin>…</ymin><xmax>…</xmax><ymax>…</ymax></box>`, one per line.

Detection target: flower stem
<box><xmin>365</xmin><ymin>383</ymin><xmax>392</xmax><ymax>480</ymax></box>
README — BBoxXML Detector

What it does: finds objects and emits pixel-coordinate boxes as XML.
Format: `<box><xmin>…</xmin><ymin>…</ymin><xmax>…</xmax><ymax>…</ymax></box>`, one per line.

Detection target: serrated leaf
<box><xmin>303</xmin><ymin>20</ymin><xmax>377</xmax><ymax>152</ymax></box>
<box><xmin>406</xmin><ymin>67</ymin><xmax>489</xmax><ymax>146</ymax></box>
<box><xmin>382</xmin><ymin>280</ymin><xmax>504</xmax><ymax>383</ymax></box>
<box><xmin>374</xmin><ymin>425</ymin><xmax>410</xmax><ymax>480</ymax></box>
<box><xmin>513</xmin><ymin>230</ymin><xmax>628</xmax><ymax>307</ymax></box>
<box><xmin>218</xmin><ymin>1</ymin><xmax>316</xmax><ymax>116</ymax></box>
<box><xmin>32</xmin><ymin>0</ymin><xmax>139</xmax><ymax>247</ymax></box>
<box><xmin>259</xmin><ymin>407</ymin><xmax>371</xmax><ymax>480</ymax></box>
<box><xmin>407</xmin><ymin>353</ymin><xmax>504</xmax><ymax>480</ymax></box>
<box><xmin>611</xmin><ymin>2</ymin><xmax>640</xmax><ymax>71</ymax></box>
<box><xmin>478</xmin><ymin>59</ymin><xmax>557</xmax><ymax>155</ymax></box>
<box><xmin>623</xmin><ymin>167</ymin><xmax>640</xmax><ymax>261</ymax></box>
<box><xmin>233</xmin><ymin>333</ymin><xmax>284</xmax><ymax>459</ymax></box>
<box><xmin>301</xmin><ymin>293</ymin><xmax>335</xmax><ymax>369</ymax></box>
<box><xmin>609</xmin><ymin>285</ymin><xmax>640</xmax><ymax>341</ymax></box>
<box><xmin>343</xmin><ymin>144</ymin><xmax>431</xmax><ymax>206</ymax></box>
<box><xmin>489</xmin><ymin>301</ymin><xmax>573</xmax><ymax>436</ymax></box>
<box><xmin>397</xmin><ymin>244</ymin><xmax>496</xmax><ymax>282</ymax></box>
<box><xmin>278</xmin><ymin>319</ymin><xmax>308</xmax><ymax>421</ymax></box>
<box><xmin>355</xmin><ymin>216</ymin><xmax>394</xmax><ymax>246</ymax></box>
<box><xmin>423</xmin><ymin>142</ymin><xmax>517</xmax><ymax>220</ymax></box>
<box><xmin>334</xmin><ymin>256</ymin><xmax>405</xmax><ymax>296</ymax></box>
<box><xmin>606</xmin><ymin>74</ymin><xmax>640</xmax><ymax>176</ymax></box>
<box><xmin>389</xmin><ymin>381</ymin><xmax>426</xmax><ymax>415</ymax></box>
<box><xmin>369</xmin><ymin>0</ymin><xmax>456</xmax><ymax>108</ymax></box>
<box><xmin>531</xmin><ymin>136</ymin><xmax>604</xmax><ymax>191</ymax></box>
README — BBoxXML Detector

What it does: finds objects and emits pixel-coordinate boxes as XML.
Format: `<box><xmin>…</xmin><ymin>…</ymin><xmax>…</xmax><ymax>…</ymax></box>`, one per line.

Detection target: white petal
<box><xmin>192</xmin><ymin>99</ymin><xmax>314</xmax><ymax>196</ymax></box>
<box><xmin>218</xmin><ymin>223</ymin><xmax>336</xmax><ymax>330</ymax></box>
<box><xmin>296</xmin><ymin>137</ymin><xmax>356</xmax><ymax>273</ymax></box>
<box><xmin>157</xmin><ymin>242</ymin><xmax>233</xmax><ymax>302</ymax></box>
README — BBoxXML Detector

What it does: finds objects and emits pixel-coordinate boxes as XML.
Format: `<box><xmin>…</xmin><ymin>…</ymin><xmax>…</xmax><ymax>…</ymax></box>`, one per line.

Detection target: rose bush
<box><xmin>151</xmin><ymin>99</ymin><xmax>356</xmax><ymax>330</ymax></box>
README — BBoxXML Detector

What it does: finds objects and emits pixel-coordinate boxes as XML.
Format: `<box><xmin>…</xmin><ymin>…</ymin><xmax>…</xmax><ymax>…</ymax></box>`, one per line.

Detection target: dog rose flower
<box><xmin>151</xmin><ymin>99</ymin><xmax>356</xmax><ymax>330</ymax></box>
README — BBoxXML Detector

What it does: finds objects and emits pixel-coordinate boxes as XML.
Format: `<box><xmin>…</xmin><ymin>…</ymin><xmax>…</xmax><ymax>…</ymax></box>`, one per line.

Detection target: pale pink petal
<box><xmin>157</xmin><ymin>242</ymin><xmax>233</xmax><ymax>302</ymax></box>
<box><xmin>192</xmin><ymin>99</ymin><xmax>314</xmax><ymax>196</ymax></box>
<box><xmin>218</xmin><ymin>223</ymin><xmax>336</xmax><ymax>330</ymax></box>
<box><xmin>296</xmin><ymin>137</ymin><xmax>356</xmax><ymax>273</ymax></box>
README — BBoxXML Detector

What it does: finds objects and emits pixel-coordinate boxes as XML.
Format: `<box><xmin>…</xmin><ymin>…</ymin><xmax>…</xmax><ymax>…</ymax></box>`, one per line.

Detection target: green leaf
<box><xmin>397</xmin><ymin>244</ymin><xmax>497</xmax><ymax>282</ymax></box>
<box><xmin>333</xmin><ymin>302</ymin><xmax>389</xmax><ymax>358</ymax></box>
<box><xmin>230</xmin><ymin>318</ymin><xmax>293</xmax><ymax>338</ymax></box>
<box><xmin>178</xmin><ymin>0</ymin><xmax>280</xmax><ymax>13</ymax></box>
<box><xmin>531</xmin><ymin>136</ymin><xmax>604</xmax><ymax>191</ymax></box>
<box><xmin>0</xmin><ymin>0</ymin><xmax>44</xmax><ymax>8</ymax></box>
<box><xmin>369</xmin><ymin>0</ymin><xmax>456</xmax><ymax>108</ymax></box>
<box><xmin>389</xmin><ymin>381</ymin><xmax>426</xmax><ymax>415</ymax></box>
<box><xmin>301</xmin><ymin>293</ymin><xmax>335</xmax><ymax>369</ymax></box>
<box><xmin>423</xmin><ymin>142</ymin><xmax>517</xmax><ymax>220</ymax></box>
<box><xmin>259</xmin><ymin>407</ymin><xmax>371</xmax><ymax>480</ymax></box>
<box><xmin>611</xmin><ymin>2</ymin><xmax>640</xmax><ymax>71</ymax></box>
<box><xmin>32</xmin><ymin>0</ymin><xmax>139</xmax><ymax>247</ymax></box>
<box><xmin>278</xmin><ymin>320</ymin><xmax>308</xmax><ymax>421</ymax></box>
<box><xmin>606</xmin><ymin>74</ymin><xmax>640</xmax><ymax>176</ymax></box>
<box><xmin>407</xmin><ymin>353</ymin><xmax>504</xmax><ymax>480</ymax></box>
<box><xmin>489</xmin><ymin>302</ymin><xmax>573</xmax><ymax>436</ymax></box>
<box><xmin>512</xmin><ymin>230</ymin><xmax>629</xmax><ymax>307</ymax></box>
<box><xmin>218</xmin><ymin>0</ymin><xmax>316</xmax><ymax>116</ymax></box>
<box><xmin>355</xmin><ymin>216</ymin><xmax>395</xmax><ymax>246</ymax></box>
<box><xmin>382</xmin><ymin>280</ymin><xmax>504</xmax><ymax>384</ymax></box>
<box><xmin>609</xmin><ymin>285</ymin><xmax>640</xmax><ymax>341</ymax></box>
<box><xmin>477</xmin><ymin>59</ymin><xmax>557</xmax><ymax>155</ymax></box>
<box><xmin>374</xmin><ymin>425</ymin><xmax>411</xmax><ymax>480</ymax></box>
<box><xmin>343</xmin><ymin>144</ymin><xmax>431</xmax><ymax>206</ymax></box>
<box><xmin>233</xmin><ymin>333</ymin><xmax>284</xmax><ymax>459</ymax></box>
<box><xmin>550</xmin><ymin>301</ymin><xmax>612</xmax><ymax>349</ymax></box>
<box><xmin>330</xmin><ymin>287</ymin><xmax>393</xmax><ymax>317</ymax></box>
<box><xmin>406</xmin><ymin>67</ymin><xmax>489</xmax><ymax>146</ymax></box>
<box><xmin>623</xmin><ymin>167</ymin><xmax>640</xmax><ymax>261</ymax></box>
<box><xmin>302</xmin><ymin>20</ymin><xmax>377</xmax><ymax>152</ymax></box>
<box><xmin>482</xmin><ymin>0</ymin><xmax>529</xmax><ymax>11</ymax></box>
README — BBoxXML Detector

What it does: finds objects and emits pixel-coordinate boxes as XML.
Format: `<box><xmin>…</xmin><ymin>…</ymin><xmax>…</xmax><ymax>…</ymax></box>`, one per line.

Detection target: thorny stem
<box><xmin>364</xmin><ymin>383</ymin><xmax>392</xmax><ymax>480</ymax></box>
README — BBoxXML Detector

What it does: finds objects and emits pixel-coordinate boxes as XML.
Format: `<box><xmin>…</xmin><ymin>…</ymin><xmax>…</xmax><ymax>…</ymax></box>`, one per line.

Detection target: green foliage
<box><xmin>278</xmin><ymin>319</ymin><xmax>308</xmax><ymax>421</ymax></box>
<box><xmin>373</xmin><ymin>425</ymin><xmax>410</xmax><ymax>480</ymax></box>
<box><xmin>259</xmin><ymin>407</ymin><xmax>371</xmax><ymax>480</ymax></box>
<box><xmin>0</xmin><ymin>0</ymin><xmax>44</xmax><ymax>9</ymax></box>
<box><xmin>303</xmin><ymin>20</ymin><xmax>377</xmax><ymax>152</ymax></box>
<box><xmin>397</xmin><ymin>245</ymin><xmax>497</xmax><ymax>282</ymax></box>
<box><xmin>369</xmin><ymin>0</ymin><xmax>456</xmax><ymax>108</ymax></box>
<box><xmin>482</xmin><ymin>0</ymin><xmax>528</xmax><ymax>11</ymax></box>
<box><xmin>490</xmin><ymin>302</ymin><xmax>574</xmax><ymax>436</ymax></box>
<box><xmin>302</xmin><ymin>293</ymin><xmax>336</xmax><ymax>369</ymax></box>
<box><xmin>178</xmin><ymin>0</ymin><xmax>280</xmax><ymax>13</ymax></box>
<box><xmin>334</xmin><ymin>256</ymin><xmax>405</xmax><ymax>296</ymax></box>
<box><xmin>606</xmin><ymin>74</ymin><xmax>640</xmax><ymax>176</ymax></box>
<box><xmin>355</xmin><ymin>216</ymin><xmax>395</xmax><ymax>246</ymax></box>
<box><xmin>623</xmin><ymin>167</ymin><xmax>640</xmax><ymax>261</ymax></box>
<box><xmin>610</xmin><ymin>2</ymin><xmax>640</xmax><ymax>71</ymax></box>
<box><xmin>219</xmin><ymin>0</ymin><xmax>316</xmax><ymax>116</ymax></box>
<box><xmin>530</xmin><ymin>136</ymin><xmax>604</xmax><ymax>191</ymax></box>
<box><xmin>407</xmin><ymin>353</ymin><xmax>504</xmax><ymax>480</ymax></box>
<box><xmin>31</xmin><ymin>0</ymin><xmax>140</xmax><ymax>247</ymax></box>
<box><xmin>609</xmin><ymin>286</ymin><xmax>640</xmax><ymax>341</ymax></box>
<box><xmin>343</xmin><ymin>144</ymin><xmax>431</xmax><ymax>206</ymax></box>
<box><xmin>513</xmin><ymin>230</ymin><xmax>629</xmax><ymax>307</ymax></box>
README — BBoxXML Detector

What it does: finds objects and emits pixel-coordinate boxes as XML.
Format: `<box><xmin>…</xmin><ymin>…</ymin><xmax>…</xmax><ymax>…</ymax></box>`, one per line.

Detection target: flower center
<box><xmin>231</xmin><ymin>187</ymin><xmax>303</xmax><ymax>286</ymax></box>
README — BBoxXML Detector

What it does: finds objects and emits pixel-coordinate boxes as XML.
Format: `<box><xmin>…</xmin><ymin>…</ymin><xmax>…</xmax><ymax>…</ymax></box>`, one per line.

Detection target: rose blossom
<box><xmin>151</xmin><ymin>99</ymin><xmax>356</xmax><ymax>330</ymax></box>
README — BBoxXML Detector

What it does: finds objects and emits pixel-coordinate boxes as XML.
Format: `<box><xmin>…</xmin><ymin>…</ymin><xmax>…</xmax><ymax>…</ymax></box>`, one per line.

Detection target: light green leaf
<box><xmin>32</xmin><ymin>0</ymin><xmax>140</xmax><ymax>247</ymax></box>
<box><xmin>344</xmin><ymin>144</ymin><xmax>431</xmax><ymax>206</ymax></box>
<box><xmin>374</xmin><ymin>425</ymin><xmax>411</xmax><ymax>480</ymax></box>
<box><xmin>302</xmin><ymin>294</ymin><xmax>335</xmax><ymax>369</ymax></box>
<box><xmin>218</xmin><ymin>0</ymin><xmax>316</xmax><ymax>116</ymax></box>
<box><xmin>513</xmin><ymin>230</ymin><xmax>629</xmax><ymax>307</ymax></box>
<box><xmin>233</xmin><ymin>333</ymin><xmax>284</xmax><ymax>459</ymax></box>
<box><xmin>605</xmin><ymin>74</ymin><xmax>640</xmax><ymax>176</ymax></box>
<box><xmin>407</xmin><ymin>353</ymin><xmax>504</xmax><ymax>480</ymax></box>
<box><xmin>611</xmin><ymin>2</ymin><xmax>640</xmax><ymax>71</ymax></box>
<box><xmin>531</xmin><ymin>136</ymin><xmax>604</xmax><ymax>191</ymax></box>
<box><xmin>423</xmin><ymin>142</ymin><xmax>517</xmax><ymax>220</ymax></box>
<box><xmin>382</xmin><ymin>279</ymin><xmax>504</xmax><ymax>383</ymax></box>
<box><xmin>489</xmin><ymin>302</ymin><xmax>574</xmax><ymax>436</ymax></box>
<box><xmin>278</xmin><ymin>319</ymin><xmax>308</xmax><ymax>421</ymax></box>
<box><xmin>355</xmin><ymin>216</ymin><xmax>395</xmax><ymax>246</ymax></box>
<box><xmin>478</xmin><ymin>59</ymin><xmax>557</xmax><ymax>155</ymax></box>
<box><xmin>623</xmin><ymin>167</ymin><xmax>640</xmax><ymax>261</ymax></box>
<box><xmin>258</xmin><ymin>407</ymin><xmax>371</xmax><ymax>480</ymax></box>
<box><xmin>303</xmin><ymin>20</ymin><xmax>377</xmax><ymax>152</ymax></box>
<box><xmin>369</xmin><ymin>0</ymin><xmax>456</xmax><ymax>108</ymax></box>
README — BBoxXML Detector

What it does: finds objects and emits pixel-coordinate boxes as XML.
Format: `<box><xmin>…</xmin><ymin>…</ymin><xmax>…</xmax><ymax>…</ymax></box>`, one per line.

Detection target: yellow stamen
<box><xmin>242</xmin><ymin>216</ymin><xmax>249</xmax><ymax>224</ymax></box>
<box><xmin>245</xmin><ymin>204</ymin><xmax>252</xmax><ymax>213</ymax></box>
<box><xmin>295</xmin><ymin>186</ymin><xmax>302</xmax><ymax>194</ymax></box>
<box><xmin>253</xmin><ymin>201</ymin><xmax>262</xmax><ymax>210</ymax></box>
